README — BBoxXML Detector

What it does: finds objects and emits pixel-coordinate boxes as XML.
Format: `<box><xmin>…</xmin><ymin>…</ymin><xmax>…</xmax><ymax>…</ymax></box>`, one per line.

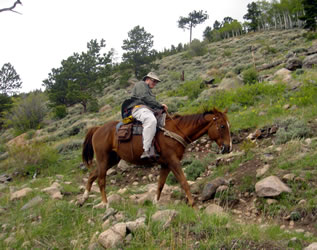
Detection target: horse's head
<box><xmin>204</xmin><ymin>108</ymin><xmax>232</xmax><ymax>154</ymax></box>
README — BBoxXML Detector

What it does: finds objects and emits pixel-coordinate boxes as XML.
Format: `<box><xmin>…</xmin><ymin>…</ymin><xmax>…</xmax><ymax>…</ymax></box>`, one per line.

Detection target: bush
<box><xmin>5</xmin><ymin>92</ymin><xmax>47</xmax><ymax>134</ymax></box>
<box><xmin>275</xmin><ymin>117</ymin><xmax>311</xmax><ymax>144</ymax></box>
<box><xmin>54</xmin><ymin>105</ymin><xmax>67</xmax><ymax>119</ymax></box>
<box><xmin>7</xmin><ymin>142</ymin><xmax>59</xmax><ymax>176</ymax></box>
<box><xmin>242</xmin><ymin>68</ymin><xmax>258</xmax><ymax>85</ymax></box>
<box><xmin>168</xmin><ymin>79</ymin><xmax>205</xmax><ymax>100</ymax></box>
<box><xmin>187</xmin><ymin>39</ymin><xmax>208</xmax><ymax>57</ymax></box>
<box><xmin>184</xmin><ymin>159</ymin><xmax>205</xmax><ymax>181</ymax></box>
<box><xmin>87</xmin><ymin>99</ymin><xmax>99</xmax><ymax>113</ymax></box>
<box><xmin>303</xmin><ymin>31</ymin><xmax>317</xmax><ymax>41</ymax></box>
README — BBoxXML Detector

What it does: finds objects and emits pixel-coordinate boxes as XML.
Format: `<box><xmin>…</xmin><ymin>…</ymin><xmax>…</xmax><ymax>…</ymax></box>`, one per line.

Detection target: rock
<box><xmin>107</xmin><ymin>194</ymin><xmax>122</xmax><ymax>204</ymax></box>
<box><xmin>282</xmin><ymin>173</ymin><xmax>296</xmax><ymax>182</ymax></box>
<box><xmin>107</xmin><ymin>168</ymin><xmax>116</xmax><ymax>176</ymax></box>
<box><xmin>201</xmin><ymin>177</ymin><xmax>227</xmax><ymax>201</ymax></box>
<box><xmin>256</xmin><ymin>164</ymin><xmax>270</xmax><ymax>178</ymax></box>
<box><xmin>126</xmin><ymin>217</ymin><xmax>146</xmax><ymax>232</ymax></box>
<box><xmin>266</xmin><ymin>199</ymin><xmax>278</xmax><ymax>205</ymax></box>
<box><xmin>102</xmin><ymin>207</ymin><xmax>117</xmax><ymax>221</ymax></box>
<box><xmin>52</xmin><ymin>192</ymin><xmax>63</xmax><ymax>200</ymax></box>
<box><xmin>303</xmin><ymin>54</ymin><xmax>317</xmax><ymax>68</ymax></box>
<box><xmin>0</xmin><ymin>174</ymin><xmax>12</xmax><ymax>183</ymax></box>
<box><xmin>216</xmin><ymin>185</ymin><xmax>229</xmax><ymax>194</ymax></box>
<box><xmin>218</xmin><ymin>77</ymin><xmax>243</xmax><ymax>91</ymax></box>
<box><xmin>204</xmin><ymin>204</ymin><xmax>225</xmax><ymax>216</ymax></box>
<box><xmin>255</xmin><ymin>176</ymin><xmax>291</xmax><ymax>197</ymax></box>
<box><xmin>98</xmin><ymin>222</ymin><xmax>127</xmax><ymax>249</ymax></box>
<box><xmin>10</xmin><ymin>187</ymin><xmax>32</xmax><ymax>201</ymax></box>
<box><xmin>273</xmin><ymin>68</ymin><xmax>292</xmax><ymax>82</ymax></box>
<box><xmin>117</xmin><ymin>160</ymin><xmax>130</xmax><ymax>172</ymax></box>
<box><xmin>152</xmin><ymin>209</ymin><xmax>179</xmax><ymax>228</ymax></box>
<box><xmin>21</xmin><ymin>196</ymin><xmax>43</xmax><ymax>210</ymax></box>
<box><xmin>269</xmin><ymin>125</ymin><xmax>278</xmax><ymax>134</ymax></box>
<box><xmin>304</xmin><ymin>242</ymin><xmax>317</xmax><ymax>250</ymax></box>
<box><xmin>286</xmin><ymin>57</ymin><xmax>302</xmax><ymax>71</ymax></box>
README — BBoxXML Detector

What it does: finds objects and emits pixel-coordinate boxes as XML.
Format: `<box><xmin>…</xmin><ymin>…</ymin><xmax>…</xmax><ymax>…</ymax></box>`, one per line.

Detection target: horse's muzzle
<box><xmin>220</xmin><ymin>144</ymin><xmax>231</xmax><ymax>154</ymax></box>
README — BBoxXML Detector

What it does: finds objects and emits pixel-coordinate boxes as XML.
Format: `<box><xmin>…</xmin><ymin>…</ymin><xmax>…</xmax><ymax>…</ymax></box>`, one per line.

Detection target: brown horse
<box><xmin>81</xmin><ymin>108</ymin><xmax>232</xmax><ymax>208</ymax></box>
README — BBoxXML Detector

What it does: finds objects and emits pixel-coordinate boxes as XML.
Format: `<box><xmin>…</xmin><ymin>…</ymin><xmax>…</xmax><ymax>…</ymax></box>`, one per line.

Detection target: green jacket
<box><xmin>127</xmin><ymin>81</ymin><xmax>163</xmax><ymax>110</ymax></box>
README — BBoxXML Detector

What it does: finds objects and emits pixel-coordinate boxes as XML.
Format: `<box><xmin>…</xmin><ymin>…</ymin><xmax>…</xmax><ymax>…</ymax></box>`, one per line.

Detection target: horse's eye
<box><xmin>213</xmin><ymin>117</ymin><xmax>217</xmax><ymax>121</ymax></box>
<box><xmin>220</xmin><ymin>125</ymin><xmax>225</xmax><ymax>129</ymax></box>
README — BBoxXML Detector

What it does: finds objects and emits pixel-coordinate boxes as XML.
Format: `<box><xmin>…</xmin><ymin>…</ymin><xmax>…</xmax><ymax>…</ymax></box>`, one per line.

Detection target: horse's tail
<box><xmin>82</xmin><ymin>126</ymin><xmax>100</xmax><ymax>168</ymax></box>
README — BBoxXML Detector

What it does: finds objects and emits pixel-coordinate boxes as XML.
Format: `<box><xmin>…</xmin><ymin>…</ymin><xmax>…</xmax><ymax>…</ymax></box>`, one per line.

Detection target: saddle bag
<box><xmin>117</xmin><ymin>123</ymin><xmax>133</xmax><ymax>142</ymax></box>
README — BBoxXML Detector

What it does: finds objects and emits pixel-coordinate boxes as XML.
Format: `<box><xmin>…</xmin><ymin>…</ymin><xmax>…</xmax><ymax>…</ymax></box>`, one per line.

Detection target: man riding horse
<box><xmin>124</xmin><ymin>72</ymin><xmax>168</xmax><ymax>159</ymax></box>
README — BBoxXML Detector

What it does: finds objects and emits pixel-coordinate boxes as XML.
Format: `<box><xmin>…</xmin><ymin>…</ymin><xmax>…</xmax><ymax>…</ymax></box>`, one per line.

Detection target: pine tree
<box><xmin>300</xmin><ymin>0</ymin><xmax>317</xmax><ymax>31</ymax></box>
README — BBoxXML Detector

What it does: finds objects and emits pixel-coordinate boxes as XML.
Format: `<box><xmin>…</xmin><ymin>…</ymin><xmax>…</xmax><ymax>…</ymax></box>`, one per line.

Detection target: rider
<box><xmin>126</xmin><ymin>72</ymin><xmax>168</xmax><ymax>159</ymax></box>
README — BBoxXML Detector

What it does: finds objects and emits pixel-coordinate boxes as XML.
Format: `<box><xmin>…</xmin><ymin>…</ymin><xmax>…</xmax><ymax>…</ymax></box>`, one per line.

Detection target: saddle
<box><xmin>116</xmin><ymin>110</ymin><xmax>166</xmax><ymax>142</ymax></box>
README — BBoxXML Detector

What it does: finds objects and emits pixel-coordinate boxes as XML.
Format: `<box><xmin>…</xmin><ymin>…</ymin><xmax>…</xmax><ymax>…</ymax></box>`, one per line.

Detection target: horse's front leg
<box><xmin>156</xmin><ymin>164</ymin><xmax>171</xmax><ymax>202</ymax></box>
<box><xmin>168</xmin><ymin>157</ymin><xmax>195</xmax><ymax>207</ymax></box>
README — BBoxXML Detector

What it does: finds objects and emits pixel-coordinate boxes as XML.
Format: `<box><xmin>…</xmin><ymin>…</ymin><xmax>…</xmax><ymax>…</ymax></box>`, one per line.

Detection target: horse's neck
<box><xmin>169</xmin><ymin>116</ymin><xmax>210</xmax><ymax>142</ymax></box>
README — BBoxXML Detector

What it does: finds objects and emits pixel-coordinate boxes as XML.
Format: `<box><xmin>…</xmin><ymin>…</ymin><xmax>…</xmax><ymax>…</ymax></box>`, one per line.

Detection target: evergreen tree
<box><xmin>300</xmin><ymin>0</ymin><xmax>317</xmax><ymax>31</ymax></box>
<box><xmin>122</xmin><ymin>26</ymin><xmax>155</xmax><ymax>78</ymax></box>
<box><xmin>244</xmin><ymin>2</ymin><xmax>261</xmax><ymax>32</ymax></box>
<box><xmin>178</xmin><ymin>10</ymin><xmax>208</xmax><ymax>43</ymax></box>
<box><xmin>0</xmin><ymin>62</ymin><xmax>22</xmax><ymax>95</ymax></box>
<box><xmin>43</xmin><ymin>39</ymin><xmax>113</xmax><ymax>112</ymax></box>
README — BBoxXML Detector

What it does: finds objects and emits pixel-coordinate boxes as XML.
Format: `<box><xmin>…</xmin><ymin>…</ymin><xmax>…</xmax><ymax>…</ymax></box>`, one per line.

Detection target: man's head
<box><xmin>143</xmin><ymin>72</ymin><xmax>161</xmax><ymax>89</ymax></box>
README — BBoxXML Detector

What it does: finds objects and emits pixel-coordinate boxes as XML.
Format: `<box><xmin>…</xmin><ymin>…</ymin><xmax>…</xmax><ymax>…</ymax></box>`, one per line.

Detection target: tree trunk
<box><xmin>190</xmin><ymin>24</ymin><xmax>193</xmax><ymax>44</ymax></box>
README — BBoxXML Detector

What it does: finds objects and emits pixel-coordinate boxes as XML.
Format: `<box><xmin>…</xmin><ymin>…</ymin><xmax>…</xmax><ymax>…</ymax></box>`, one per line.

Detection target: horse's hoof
<box><xmin>93</xmin><ymin>202</ymin><xmax>109</xmax><ymax>209</ymax></box>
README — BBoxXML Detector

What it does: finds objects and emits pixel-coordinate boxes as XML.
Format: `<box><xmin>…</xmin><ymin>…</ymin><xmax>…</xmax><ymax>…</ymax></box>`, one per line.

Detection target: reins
<box><xmin>165</xmin><ymin>111</ymin><xmax>193</xmax><ymax>146</ymax></box>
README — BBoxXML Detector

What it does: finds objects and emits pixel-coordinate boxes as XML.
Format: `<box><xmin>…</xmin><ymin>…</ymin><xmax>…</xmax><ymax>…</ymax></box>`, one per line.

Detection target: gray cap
<box><xmin>142</xmin><ymin>72</ymin><xmax>161</xmax><ymax>82</ymax></box>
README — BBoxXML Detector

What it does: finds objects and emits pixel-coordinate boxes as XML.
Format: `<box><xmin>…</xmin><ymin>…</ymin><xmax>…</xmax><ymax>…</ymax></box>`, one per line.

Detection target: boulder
<box><xmin>273</xmin><ymin>68</ymin><xmax>292</xmax><ymax>82</ymax></box>
<box><xmin>201</xmin><ymin>177</ymin><xmax>227</xmax><ymax>201</ymax></box>
<box><xmin>304</xmin><ymin>242</ymin><xmax>317</xmax><ymax>250</ymax></box>
<box><xmin>98</xmin><ymin>222</ymin><xmax>127</xmax><ymax>249</ymax></box>
<box><xmin>218</xmin><ymin>77</ymin><xmax>243</xmax><ymax>91</ymax></box>
<box><xmin>255</xmin><ymin>176</ymin><xmax>291</xmax><ymax>197</ymax></box>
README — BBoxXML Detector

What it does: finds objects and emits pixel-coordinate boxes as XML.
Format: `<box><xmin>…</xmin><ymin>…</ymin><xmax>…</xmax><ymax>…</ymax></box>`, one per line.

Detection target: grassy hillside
<box><xmin>0</xmin><ymin>29</ymin><xmax>317</xmax><ymax>249</ymax></box>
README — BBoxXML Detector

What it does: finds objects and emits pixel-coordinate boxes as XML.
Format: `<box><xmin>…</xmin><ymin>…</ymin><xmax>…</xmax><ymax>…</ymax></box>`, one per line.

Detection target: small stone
<box><xmin>266</xmin><ymin>199</ymin><xmax>278</xmax><ymax>205</ymax></box>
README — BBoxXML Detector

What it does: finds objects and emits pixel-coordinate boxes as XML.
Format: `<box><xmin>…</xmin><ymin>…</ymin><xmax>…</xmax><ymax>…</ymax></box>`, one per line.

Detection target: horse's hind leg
<box><xmin>156</xmin><ymin>165</ymin><xmax>170</xmax><ymax>203</ymax></box>
<box><xmin>78</xmin><ymin>168</ymin><xmax>98</xmax><ymax>206</ymax></box>
<box><xmin>94</xmin><ymin>151</ymin><xmax>120</xmax><ymax>209</ymax></box>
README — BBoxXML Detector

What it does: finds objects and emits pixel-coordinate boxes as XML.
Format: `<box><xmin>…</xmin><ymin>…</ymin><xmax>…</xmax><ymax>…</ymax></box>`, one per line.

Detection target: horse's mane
<box><xmin>166</xmin><ymin>107</ymin><xmax>228</xmax><ymax>126</ymax></box>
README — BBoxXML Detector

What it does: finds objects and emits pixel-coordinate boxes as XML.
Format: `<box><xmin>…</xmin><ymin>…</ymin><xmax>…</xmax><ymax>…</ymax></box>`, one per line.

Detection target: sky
<box><xmin>0</xmin><ymin>0</ymin><xmax>254</xmax><ymax>93</ymax></box>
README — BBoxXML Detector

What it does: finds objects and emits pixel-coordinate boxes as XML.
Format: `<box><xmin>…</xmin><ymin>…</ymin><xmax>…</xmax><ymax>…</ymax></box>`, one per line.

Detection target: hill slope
<box><xmin>0</xmin><ymin>29</ymin><xmax>317</xmax><ymax>249</ymax></box>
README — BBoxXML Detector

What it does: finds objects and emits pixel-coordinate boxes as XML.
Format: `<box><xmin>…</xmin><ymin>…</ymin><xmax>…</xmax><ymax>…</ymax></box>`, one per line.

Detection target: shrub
<box><xmin>275</xmin><ymin>117</ymin><xmax>311</xmax><ymax>144</ymax></box>
<box><xmin>87</xmin><ymin>99</ymin><xmax>99</xmax><ymax>113</ymax></box>
<box><xmin>7</xmin><ymin>142</ymin><xmax>59</xmax><ymax>176</ymax></box>
<box><xmin>303</xmin><ymin>31</ymin><xmax>317</xmax><ymax>41</ymax></box>
<box><xmin>168</xmin><ymin>79</ymin><xmax>205</xmax><ymax>100</ymax></box>
<box><xmin>242</xmin><ymin>68</ymin><xmax>258</xmax><ymax>85</ymax></box>
<box><xmin>184</xmin><ymin>159</ymin><xmax>205</xmax><ymax>181</ymax></box>
<box><xmin>187</xmin><ymin>39</ymin><xmax>208</xmax><ymax>57</ymax></box>
<box><xmin>5</xmin><ymin>92</ymin><xmax>47</xmax><ymax>134</ymax></box>
<box><xmin>54</xmin><ymin>105</ymin><xmax>67</xmax><ymax>119</ymax></box>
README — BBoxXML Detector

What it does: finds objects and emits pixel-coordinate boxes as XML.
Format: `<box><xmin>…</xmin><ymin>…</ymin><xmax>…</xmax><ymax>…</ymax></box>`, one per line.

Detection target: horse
<box><xmin>81</xmin><ymin>108</ymin><xmax>232</xmax><ymax>208</ymax></box>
